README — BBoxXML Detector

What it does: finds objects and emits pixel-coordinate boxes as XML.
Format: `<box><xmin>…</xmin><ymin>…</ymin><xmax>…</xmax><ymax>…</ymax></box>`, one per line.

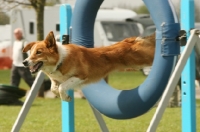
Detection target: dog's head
<box><xmin>22</xmin><ymin>31</ymin><xmax>59</xmax><ymax>74</ymax></box>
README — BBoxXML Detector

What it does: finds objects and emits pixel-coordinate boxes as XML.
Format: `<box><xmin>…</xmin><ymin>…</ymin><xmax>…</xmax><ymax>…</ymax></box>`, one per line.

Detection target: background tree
<box><xmin>118</xmin><ymin>4</ymin><xmax>150</xmax><ymax>14</ymax></box>
<box><xmin>0</xmin><ymin>11</ymin><xmax>10</xmax><ymax>25</ymax></box>
<box><xmin>29</xmin><ymin>0</ymin><xmax>46</xmax><ymax>40</ymax></box>
<box><xmin>133</xmin><ymin>5</ymin><xmax>149</xmax><ymax>14</ymax></box>
<box><xmin>0</xmin><ymin>0</ymin><xmax>59</xmax><ymax>40</ymax></box>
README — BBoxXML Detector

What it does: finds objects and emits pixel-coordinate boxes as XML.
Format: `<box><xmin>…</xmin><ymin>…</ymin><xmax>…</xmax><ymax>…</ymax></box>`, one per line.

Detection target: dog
<box><xmin>22</xmin><ymin>31</ymin><xmax>155</xmax><ymax>102</ymax></box>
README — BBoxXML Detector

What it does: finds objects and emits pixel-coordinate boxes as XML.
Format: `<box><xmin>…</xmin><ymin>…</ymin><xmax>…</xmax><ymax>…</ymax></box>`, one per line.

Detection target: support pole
<box><xmin>89</xmin><ymin>104</ymin><xmax>109</xmax><ymax>132</ymax></box>
<box><xmin>60</xmin><ymin>4</ymin><xmax>74</xmax><ymax>132</ymax></box>
<box><xmin>11</xmin><ymin>71</ymin><xmax>45</xmax><ymax>132</ymax></box>
<box><xmin>147</xmin><ymin>30</ymin><xmax>199</xmax><ymax>132</ymax></box>
<box><xmin>181</xmin><ymin>0</ymin><xmax>196</xmax><ymax>132</ymax></box>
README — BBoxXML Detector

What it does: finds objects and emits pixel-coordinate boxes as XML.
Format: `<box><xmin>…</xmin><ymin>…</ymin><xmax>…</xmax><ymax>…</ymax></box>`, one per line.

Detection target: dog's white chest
<box><xmin>46</xmin><ymin>71</ymin><xmax>66</xmax><ymax>83</ymax></box>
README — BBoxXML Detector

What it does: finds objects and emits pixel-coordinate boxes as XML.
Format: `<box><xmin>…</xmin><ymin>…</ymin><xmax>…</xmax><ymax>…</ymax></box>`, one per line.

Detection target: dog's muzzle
<box><xmin>23</xmin><ymin>60</ymin><xmax>29</xmax><ymax>67</ymax></box>
<box><xmin>23</xmin><ymin>60</ymin><xmax>44</xmax><ymax>74</ymax></box>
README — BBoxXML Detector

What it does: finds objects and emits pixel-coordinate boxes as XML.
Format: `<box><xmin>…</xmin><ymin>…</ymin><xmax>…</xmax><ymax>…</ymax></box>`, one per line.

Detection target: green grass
<box><xmin>108</xmin><ymin>71</ymin><xmax>146</xmax><ymax>90</ymax></box>
<box><xmin>0</xmin><ymin>70</ymin><xmax>30</xmax><ymax>90</ymax></box>
<box><xmin>0</xmin><ymin>70</ymin><xmax>146</xmax><ymax>90</ymax></box>
<box><xmin>0</xmin><ymin>70</ymin><xmax>199</xmax><ymax>132</ymax></box>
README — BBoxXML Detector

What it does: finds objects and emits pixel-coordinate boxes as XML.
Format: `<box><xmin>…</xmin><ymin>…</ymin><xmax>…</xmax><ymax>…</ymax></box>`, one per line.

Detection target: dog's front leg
<box><xmin>59</xmin><ymin>77</ymin><xmax>84</xmax><ymax>102</ymax></box>
<box><xmin>50</xmin><ymin>79</ymin><xmax>60</xmax><ymax>97</ymax></box>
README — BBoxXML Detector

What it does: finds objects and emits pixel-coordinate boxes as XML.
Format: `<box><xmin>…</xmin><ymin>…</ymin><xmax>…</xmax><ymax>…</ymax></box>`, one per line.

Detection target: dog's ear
<box><xmin>22</xmin><ymin>42</ymin><xmax>36</xmax><ymax>52</ymax></box>
<box><xmin>45</xmin><ymin>31</ymin><xmax>56</xmax><ymax>48</ymax></box>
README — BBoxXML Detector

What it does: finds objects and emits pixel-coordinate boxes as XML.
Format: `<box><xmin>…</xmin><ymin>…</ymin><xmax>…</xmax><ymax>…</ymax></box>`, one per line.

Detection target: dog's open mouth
<box><xmin>29</xmin><ymin>61</ymin><xmax>43</xmax><ymax>74</ymax></box>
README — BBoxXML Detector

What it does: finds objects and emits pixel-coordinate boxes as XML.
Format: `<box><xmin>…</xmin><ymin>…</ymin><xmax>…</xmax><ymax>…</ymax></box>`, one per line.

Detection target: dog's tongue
<box><xmin>30</xmin><ymin>62</ymin><xmax>43</xmax><ymax>73</ymax></box>
<box><xmin>30</xmin><ymin>66</ymin><xmax>38</xmax><ymax>73</ymax></box>
<box><xmin>29</xmin><ymin>66</ymin><xmax>35</xmax><ymax>72</ymax></box>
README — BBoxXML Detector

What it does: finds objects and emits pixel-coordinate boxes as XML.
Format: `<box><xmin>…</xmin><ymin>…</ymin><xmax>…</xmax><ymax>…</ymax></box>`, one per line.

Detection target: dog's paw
<box><xmin>51</xmin><ymin>84</ymin><xmax>60</xmax><ymax>97</ymax></box>
<box><xmin>62</xmin><ymin>95</ymin><xmax>71</xmax><ymax>102</ymax></box>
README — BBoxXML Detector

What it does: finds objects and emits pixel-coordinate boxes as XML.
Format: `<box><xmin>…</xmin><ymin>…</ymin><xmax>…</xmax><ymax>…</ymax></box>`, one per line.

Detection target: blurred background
<box><xmin>0</xmin><ymin>0</ymin><xmax>199</xmax><ymax>98</ymax></box>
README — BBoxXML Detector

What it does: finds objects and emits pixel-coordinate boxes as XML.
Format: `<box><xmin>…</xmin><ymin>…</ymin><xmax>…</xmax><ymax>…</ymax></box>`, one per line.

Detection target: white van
<box><xmin>10</xmin><ymin>6</ymin><xmax>142</xmax><ymax>47</ymax></box>
<box><xmin>94</xmin><ymin>8</ymin><xmax>142</xmax><ymax>47</ymax></box>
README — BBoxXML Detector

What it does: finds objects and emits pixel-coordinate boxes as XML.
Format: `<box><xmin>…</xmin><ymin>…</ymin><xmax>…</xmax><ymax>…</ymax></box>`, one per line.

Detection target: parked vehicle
<box><xmin>10</xmin><ymin>6</ymin><xmax>142</xmax><ymax>47</ymax></box>
<box><xmin>142</xmin><ymin>25</ymin><xmax>156</xmax><ymax>37</ymax></box>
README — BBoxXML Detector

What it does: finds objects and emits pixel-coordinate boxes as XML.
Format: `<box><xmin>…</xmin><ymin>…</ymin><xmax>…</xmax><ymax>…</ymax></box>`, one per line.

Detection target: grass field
<box><xmin>0</xmin><ymin>70</ymin><xmax>199</xmax><ymax>132</ymax></box>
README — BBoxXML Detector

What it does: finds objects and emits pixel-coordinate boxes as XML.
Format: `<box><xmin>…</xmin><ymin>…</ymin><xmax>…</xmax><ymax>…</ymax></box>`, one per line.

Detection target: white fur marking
<box><xmin>135</xmin><ymin>37</ymin><xmax>142</xmax><ymax>41</ymax></box>
<box><xmin>51</xmin><ymin>43</ymin><xmax>68</xmax><ymax>73</ymax></box>
<box><xmin>50</xmin><ymin>79</ymin><xmax>60</xmax><ymax>97</ymax></box>
<box><xmin>59</xmin><ymin>77</ymin><xmax>84</xmax><ymax>101</ymax></box>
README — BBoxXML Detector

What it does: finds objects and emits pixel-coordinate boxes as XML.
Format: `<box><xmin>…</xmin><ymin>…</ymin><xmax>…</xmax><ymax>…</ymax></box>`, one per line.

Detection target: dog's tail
<box><xmin>122</xmin><ymin>33</ymin><xmax>156</xmax><ymax>68</ymax></box>
<box><xmin>121</xmin><ymin>33</ymin><xmax>156</xmax><ymax>46</ymax></box>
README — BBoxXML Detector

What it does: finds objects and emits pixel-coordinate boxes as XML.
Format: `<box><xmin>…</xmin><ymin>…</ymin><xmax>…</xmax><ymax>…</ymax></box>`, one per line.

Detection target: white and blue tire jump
<box><xmin>71</xmin><ymin>0</ymin><xmax>180</xmax><ymax>119</ymax></box>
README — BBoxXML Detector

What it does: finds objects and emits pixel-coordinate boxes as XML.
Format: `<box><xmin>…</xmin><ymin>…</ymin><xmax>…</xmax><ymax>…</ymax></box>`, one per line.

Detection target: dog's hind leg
<box><xmin>59</xmin><ymin>77</ymin><xmax>84</xmax><ymax>102</ymax></box>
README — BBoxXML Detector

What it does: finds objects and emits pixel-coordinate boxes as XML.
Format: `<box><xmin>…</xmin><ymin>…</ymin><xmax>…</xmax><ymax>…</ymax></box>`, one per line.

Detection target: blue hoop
<box><xmin>71</xmin><ymin>0</ymin><xmax>180</xmax><ymax>119</ymax></box>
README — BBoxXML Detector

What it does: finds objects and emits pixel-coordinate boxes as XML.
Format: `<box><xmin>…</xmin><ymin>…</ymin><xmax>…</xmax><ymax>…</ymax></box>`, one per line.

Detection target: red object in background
<box><xmin>1</xmin><ymin>49</ymin><xmax>6</xmax><ymax>53</ymax></box>
<box><xmin>0</xmin><ymin>40</ymin><xmax>13</xmax><ymax>69</ymax></box>
<box><xmin>0</xmin><ymin>57</ymin><xmax>12</xmax><ymax>69</ymax></box>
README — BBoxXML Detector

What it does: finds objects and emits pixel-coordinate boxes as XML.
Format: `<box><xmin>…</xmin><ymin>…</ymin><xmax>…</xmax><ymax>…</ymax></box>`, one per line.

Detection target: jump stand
<box><xmin>11</xmin><ymin>0</ymin><xmax>198</xmax><ymax>131</ymax></box>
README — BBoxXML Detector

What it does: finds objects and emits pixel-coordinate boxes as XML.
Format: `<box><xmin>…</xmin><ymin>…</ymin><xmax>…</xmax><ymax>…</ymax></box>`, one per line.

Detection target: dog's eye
<box><xmin>36</xmin><ymin>51</ymin><xmax>42</xmax><ymax>55</ymax></box>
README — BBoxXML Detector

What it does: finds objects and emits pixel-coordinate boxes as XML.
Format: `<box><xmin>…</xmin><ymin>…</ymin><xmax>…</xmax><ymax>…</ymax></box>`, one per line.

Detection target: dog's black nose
<box><xmin>22</xmin><ymin>60</ymin><xmax>29</xmax><ymax>66</ymax></box>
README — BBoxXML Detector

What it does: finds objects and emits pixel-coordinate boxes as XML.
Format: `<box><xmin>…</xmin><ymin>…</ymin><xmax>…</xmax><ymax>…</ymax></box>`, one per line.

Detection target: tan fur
<box><xmin>22</xmin><ymin>31</ymin><xmax>155</xmax><ymax>101</ymax></box>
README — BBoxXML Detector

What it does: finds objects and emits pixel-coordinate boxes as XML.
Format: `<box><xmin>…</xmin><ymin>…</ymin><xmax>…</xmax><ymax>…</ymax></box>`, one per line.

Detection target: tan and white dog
<box><xmin>22</xmin><ymin>31</ymin><xmax>155</xmax><ymax>102</ymax></box>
